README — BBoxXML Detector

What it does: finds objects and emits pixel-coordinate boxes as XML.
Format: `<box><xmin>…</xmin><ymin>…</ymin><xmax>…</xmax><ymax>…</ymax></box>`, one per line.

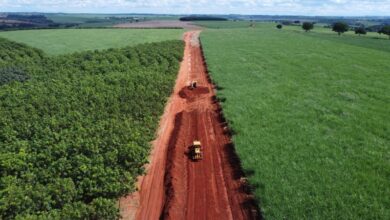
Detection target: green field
<box><xmin>0</xmin><ymin>29</ymin><xmax>184</xmax><ymax>55</ymax></box>
<box><xmin>285</xmin><ymin>24</ymin><xmax>388</xmax><ymax>40</ymax></box>
<box><xmin>46</xmin><ymin>13</ymin><xmax>180</xmax><ymax>24</ymax></box>
<box><xmin>45</xmin><ymin>13</ymin><xmax>180</xmax><ymax>28</ymax></box>
<box><xmin>201</xmin><ymin>24</ymin><xmax>390</xmax><ymax>219</ymax></box>
<box><xmin>194</xmin><ymin>20</ymin><xmax>254</xmax><ymax>29</ymax></box>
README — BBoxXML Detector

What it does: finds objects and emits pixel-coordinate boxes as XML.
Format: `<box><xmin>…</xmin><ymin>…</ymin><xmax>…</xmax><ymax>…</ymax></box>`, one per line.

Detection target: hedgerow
<box><xmin>0</xmin><ymin>38</ymin><xmax>183</xmax><ymax>219</ymax></box>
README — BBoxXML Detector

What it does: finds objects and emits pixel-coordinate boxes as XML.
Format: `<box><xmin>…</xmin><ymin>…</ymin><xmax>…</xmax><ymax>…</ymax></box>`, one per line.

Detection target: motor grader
<box><xmin>190</xmin><ymin>140</ymin><xmax>203</xmax><ymax>161</ymax></box>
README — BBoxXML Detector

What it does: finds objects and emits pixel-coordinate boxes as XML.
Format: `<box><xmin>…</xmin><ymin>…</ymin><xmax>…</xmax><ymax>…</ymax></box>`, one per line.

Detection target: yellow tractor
<box><xmin>190</xmin><ymin>140</ymin><xmax>203</xmax><ymax>161</ymax></box>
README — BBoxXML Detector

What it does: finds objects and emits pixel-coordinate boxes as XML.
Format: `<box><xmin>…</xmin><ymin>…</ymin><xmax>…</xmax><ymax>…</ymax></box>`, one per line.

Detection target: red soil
<box><xmin>119</xmin><ymin>31</ymin><xmax>259</xmax><ymax>220</ymax></box>
<box><xmin>178</xmin><ymin>86</ymin><xmax>210</xmax><ymax>101</ymax></box>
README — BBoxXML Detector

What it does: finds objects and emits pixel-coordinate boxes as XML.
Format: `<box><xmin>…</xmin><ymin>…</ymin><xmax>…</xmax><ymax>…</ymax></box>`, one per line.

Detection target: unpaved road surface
<box><xmin>119</xmin><ymin>31</ymin><xmax>259</xmax><ymax>220</ymax></box>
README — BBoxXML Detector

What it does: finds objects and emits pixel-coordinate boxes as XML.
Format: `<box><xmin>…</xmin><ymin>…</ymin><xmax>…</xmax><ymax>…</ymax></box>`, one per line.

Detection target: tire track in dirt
<box><xmin>119</xmin><ymin>31</ymin><xmax>260</xmax><ymax>220</ymax></box>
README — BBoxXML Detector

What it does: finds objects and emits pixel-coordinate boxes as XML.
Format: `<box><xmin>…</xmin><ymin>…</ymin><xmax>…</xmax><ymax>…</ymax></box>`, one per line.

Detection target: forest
<box><xmin>0</xmin><ymin>37</ymin><xmax>183</xmax><ymax>219</ymax></box>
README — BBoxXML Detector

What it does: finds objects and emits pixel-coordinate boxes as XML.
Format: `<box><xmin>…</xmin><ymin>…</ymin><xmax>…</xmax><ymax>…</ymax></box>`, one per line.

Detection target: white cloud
<box><xmin>0</xmin><ymin>0</ymin><xmax>389</xmax><ymax>16</ymax></box>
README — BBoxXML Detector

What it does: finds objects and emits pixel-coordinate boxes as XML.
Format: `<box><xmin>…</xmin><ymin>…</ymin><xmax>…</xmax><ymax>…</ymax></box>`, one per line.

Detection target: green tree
<box><xmin>276</xmin><ymin>24</ymin><xmax>283</xmax><ymax>29</ymax></box>
<box><xmin>332</xmin><ymin>22</ymin><xmax>349</xmax><ymax>36</ymax></box>
<box><xmin>302</xmin><ymin>22</ymin><xmax>314</xmax><ymax>32</ymax></box>
<box><xmin>354</xmin><ymin>27</ymin><xmax>367</xmax><ymax>36</ymax></box>
<box><xmin>380</xmin><ymin>25</ymin><xmax>390</xmax><ymax>39</ymax></box>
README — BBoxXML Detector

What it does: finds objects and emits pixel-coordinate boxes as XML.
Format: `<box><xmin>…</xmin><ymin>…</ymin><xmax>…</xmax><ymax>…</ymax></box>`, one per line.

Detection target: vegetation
<box><xmin>0</xmin><ymin>29</ymin><xmax>184</xmax><ymax>55</ymax></box>
<box><xmin>179</xmin><ymin>16</ymin><xmax>227</xmax><ymax>21</ymax></box>
<box><xmin>276</xmin><ymin>24</ymin><xmax>283</xmax><ymax>29</ymax></box>
<box><xmin>201</xmin><ymin>24</ymin><xmax>390</xmax><ymax>219</ymax></box>
<box><xmin>332</xmin><ymin>22</ymin><xmax>349</xmax><ymax>35</ymax></box>
<box><xmin>0</xmin><ymin>37</ymin><xmax>184</xmax><ymax>219</ymax></box>
<box><xmin>355</xmin><ymin>27</ymin><xmax>367</xmax><ymax>36</ymax></box>
<box><xmin>0</xmin><ymin>38</ymin><xmax>44</xmax><ymax>86</ymax></box>
<box><xmin>0</xmin><ymin>13</ymin><xmax>180</xmax><ymax>30</ymax></box>
<box><xmin>283</xmin><ymin>25</ymin><xmax>390</xmax><ymax>53</ymax></box>
<box><xmin>0</xmin><ymin>66</ymin><xmax>30</xmax><ymax>86</ymax></box>
<box><xmin>46</xmin><ymin>13</ymin><xmax>180</xmax><ymax>27</ymax></box>
<box><xmin>379</xmin><ymin>25</ymin><xmax>390</xmax><ymax>39</ymax></box>
<box><xmin>302</xmin><ymin>22</ymin><xmax>314</xmax><ymax>32</ymax></box>
<box><xmin>0</xmin><ymin>14</ymin><xmax>55</xmax><ymax>30</ymax></box>
<box><xmin>194</xmin><ymin>21</ymin><xmax>254</xmax><ymax>29</ymax></box>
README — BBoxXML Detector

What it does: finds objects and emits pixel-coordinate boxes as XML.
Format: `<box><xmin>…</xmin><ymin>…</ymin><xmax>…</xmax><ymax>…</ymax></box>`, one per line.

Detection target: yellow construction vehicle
<box><xmin>190</xmin><ymin>140</ymin><xmax>203</xmax><ymax>161</ymax></box>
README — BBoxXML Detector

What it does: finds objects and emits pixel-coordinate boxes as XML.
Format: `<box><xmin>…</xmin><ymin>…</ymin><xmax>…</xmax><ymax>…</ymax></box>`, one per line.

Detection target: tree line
<box><xmin>0</xmin><ymin>38</ymin><xmax>184</xmax><ymax>219</ymax></box>
<box><xmin>275</xmin><ymin>21</ymin><xmax>390</xmax><ymax>38</ymax></box>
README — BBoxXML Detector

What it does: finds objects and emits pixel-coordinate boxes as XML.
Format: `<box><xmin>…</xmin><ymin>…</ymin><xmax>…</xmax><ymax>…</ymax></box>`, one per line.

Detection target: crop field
<box><xmin>0</xmin><ymin>29</ymin><xmax>184</xmax><ymax>55</ymax></box>
<box><xmin>0</xmin><ymin>37</ymin><xmax>183</xmax><ymax>219</ymax></box>
<box><xmin>201</xmin><ymin>24</ymin><xmax>390</xmax><ymax>219</ymax></box>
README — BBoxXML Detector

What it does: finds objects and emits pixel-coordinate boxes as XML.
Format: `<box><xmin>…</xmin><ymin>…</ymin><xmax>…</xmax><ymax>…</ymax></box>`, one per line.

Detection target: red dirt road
<box><xmin>119</xmin><ymin>31</ymin><xmax>259</xmax><ymax>220</ymax></box>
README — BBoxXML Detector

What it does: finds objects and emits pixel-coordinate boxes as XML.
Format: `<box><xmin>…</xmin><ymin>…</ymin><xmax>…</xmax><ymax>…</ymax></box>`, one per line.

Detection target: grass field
<box><xmin>0</xmin><ymin>29</ymin><xmax>184</xmax><ymax>55</ymax></box>
<box><xmin>282</xmin><ymin>25</ymin><xmax>390</xmax><ymax>53</ymax></box>
<box><xmin>201</xmin><ymin>24</ymin><xmax>390</xmax><ymax>219</ymax></box>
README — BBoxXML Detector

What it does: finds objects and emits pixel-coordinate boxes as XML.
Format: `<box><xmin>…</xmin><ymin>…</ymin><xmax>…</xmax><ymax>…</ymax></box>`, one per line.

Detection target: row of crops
<box><xmin>0</xmin><ymin>38</ymin><xmax>183</xmax><ymax>219</ymax></box>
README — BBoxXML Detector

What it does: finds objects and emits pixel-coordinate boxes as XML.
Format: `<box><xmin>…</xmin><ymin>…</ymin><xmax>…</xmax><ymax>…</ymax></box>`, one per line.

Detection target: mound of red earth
<box><xmin>178</xmin><ymin>86</ymin><xmax>209</xmax><ymax>101</ymax></box>
<box><xmin>119</xmin><ymin>31</ymin><xmax>260</xmax><ymax>220</ymax></box>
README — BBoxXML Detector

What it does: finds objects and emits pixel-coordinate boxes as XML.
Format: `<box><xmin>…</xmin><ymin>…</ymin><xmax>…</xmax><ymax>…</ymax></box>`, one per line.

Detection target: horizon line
<box><xmin>1</xmin><ymin>12</ymin><xmax>390</xmax><ymax>18</ymax></box>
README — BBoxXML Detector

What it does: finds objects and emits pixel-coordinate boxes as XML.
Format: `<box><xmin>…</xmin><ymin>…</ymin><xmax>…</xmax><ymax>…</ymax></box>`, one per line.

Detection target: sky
<box><xmin>0</xmin><ymin>0</ymin><xmax>389</xmax><ymax>16</ymax></box>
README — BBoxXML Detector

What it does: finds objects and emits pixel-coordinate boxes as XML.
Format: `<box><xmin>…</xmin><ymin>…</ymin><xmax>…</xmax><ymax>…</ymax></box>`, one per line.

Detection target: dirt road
<box><xmin>119</xmin><ymin>31</ymin><xmax>259</xmax><ymax>220</ymax></box>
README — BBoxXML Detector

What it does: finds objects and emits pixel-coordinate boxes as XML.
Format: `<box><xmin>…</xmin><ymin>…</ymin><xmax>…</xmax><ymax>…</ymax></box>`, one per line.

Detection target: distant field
<box><xmin>46</xmin><ymin>14</ymin><xmax>103</xmax><ymax>24</ymax></box>
<box><xmin>0</xmin><ymin>29</ymin><xmax>184</xmax><ymax>55</ymax></box>
<box><xmin>195</xmin><ymin>20</ymin><xmax>253</xmax><ymax>29</ymax></box>
<box><xmin>201</xmin><ymin>24</ymin><xmax>390</xmax><ymax>219</ymax></box>
<box><xmin>47</xmin><ymin>14</ymin><xmax>180</xmax><ymax>23</ymax></box>
<box><xmin>114</xmin><ymin>20</ymin><xmax>200</xmax><ymax>29</ymax></box>
<box><xmin>281</xmin><ymin>25</ymin><xmax>390</xmax><ymax>53</ymax></box>
<box><xmin>285</xmin><ymin>25</ymin><xmax>388</xmax><ymax>40</ymax></box>
<box><xmin>45</xmin><ymin>14</ymin><xmax>180</xmax><ymax>28</ymax></box>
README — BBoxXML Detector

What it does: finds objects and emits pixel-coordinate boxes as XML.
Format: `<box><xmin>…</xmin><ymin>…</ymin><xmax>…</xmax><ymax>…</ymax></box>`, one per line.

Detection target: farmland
<box><xmin>195</xmin><ymin>20</ymin><xmax>253</xmax><ymax>29</ymax></box>
<box><xmin>0</xmin><ymin>36</ymin><xmax>183</xmax><ymax>219</ymax></box>
<box><xmin>0</xmin><ymin>29</ymin><xmax>184</xmax><ymax>55</ymax></box>
<box><xmin>1</xmin><ymin>14</ymin><xmax>389</xmax><ymax>220</ymax></box>
<box><xmin>46</xmin><ymin>13</ymin><xmax>180</xmax><ymax>24</ymax></box>
<box><xmin>284</xmin><ymin>24</ymin><xmax>389</xmax><ymax>41</ymax></box>
<box><xmin>200</xmin><ymin>24</ymin><xmax>390</xmax><ymax>219</ymax></box>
